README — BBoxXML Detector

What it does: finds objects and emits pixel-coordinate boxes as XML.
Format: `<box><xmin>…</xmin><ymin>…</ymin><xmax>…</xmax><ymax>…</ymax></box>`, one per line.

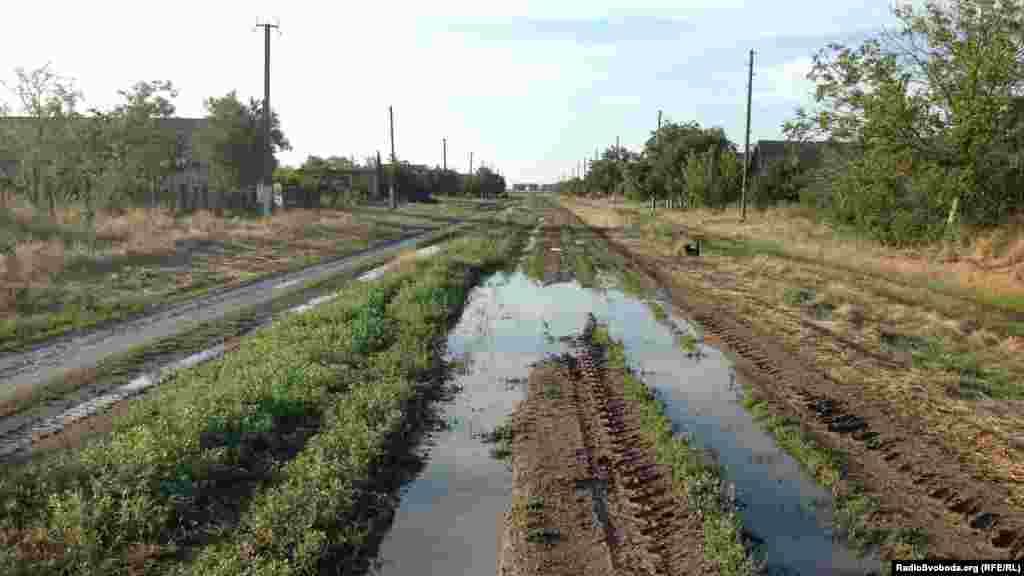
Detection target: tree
<box><xmin>784</xmin><ymin>0</ymin><xmax>1024</xmax><ymax>240</ymax></box>
<box><xmin>194</xmin><ymin>91</ymin><xmax>291</xmax><ymax>203</ymax></box>
<box><xmin>642</xmin><ymin>121</ymin><xmax>732</xmax><ymax>206</ymax></box>
<box><xmin>1</xmin><ymin>64</ymin><xmax>85</xmax><ymax>216</ymax></box>
<box><xmin>108</xmin><ymin>80</ymin><xmax>180</xmax><ymax>208</ymax></box>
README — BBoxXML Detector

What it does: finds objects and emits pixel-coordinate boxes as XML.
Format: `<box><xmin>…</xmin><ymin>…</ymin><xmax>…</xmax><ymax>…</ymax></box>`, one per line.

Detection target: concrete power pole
<box><xmin>741</xmin><ymin>49</ymin><xmax>754</xmax><ymax>222</ymax></box>
<box><xmin>376</xmin><ymin>150</ymin><xmax>383</xmax><ymax>202</ymax></box>
<box><xmin>443</xmin><ymin>138</ymin><xmax>447</xmax><ymax>171</ymax></box>
<box><xmin>255</xmin><ymin>19</ymin><xmax>280</xmax><ymax>217</ymax></box>
<box><xmin>389</xmin><ymin>105</ymin><xmax>397</xmax><ymax>209</ymax></box>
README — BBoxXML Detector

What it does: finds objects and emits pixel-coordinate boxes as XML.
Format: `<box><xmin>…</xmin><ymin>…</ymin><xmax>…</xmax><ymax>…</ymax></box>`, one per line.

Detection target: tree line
<box><xmin>559</xmin><ymin>0</ymin><xmax>1024</xmax><ymax>246</ymax></box>
<box><xmin>0</xmin><ymin>64</ymin><xmax>290</xmax><ymax>220</ymax></box>
<box><xmin>274</xmin><ymin>155</ymin><xmax>506</xmax><ymax>206</ymax></box>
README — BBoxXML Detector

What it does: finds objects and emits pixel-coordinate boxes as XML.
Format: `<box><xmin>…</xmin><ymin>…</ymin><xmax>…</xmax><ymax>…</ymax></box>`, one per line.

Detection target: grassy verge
<box><xmin>0</xmin><ymin>224</ymin><xmax>468</xmax><ymax>422</ymax></box>
<box><xmin>740</xmin><ymin>391</ymin><xmax>930</xmax><ymax>572</ymax></box>
<box><xmin>0</xmin><ymin>201</ymin><xmax>489</xmax><ymax>354</ymax></box>
<box><xmin>589</xmin><ymin>324</ymin><xmax>758</xmax><ymax>576</ymax></box>
<box><xmin>0</xmin><ymin>212</ymin><xmax>528</xmax><ymax>575</ymax></box>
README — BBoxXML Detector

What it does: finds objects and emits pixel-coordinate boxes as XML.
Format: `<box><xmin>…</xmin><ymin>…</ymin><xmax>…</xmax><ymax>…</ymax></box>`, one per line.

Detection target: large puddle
<box><xmin>372</xmin><ymin>236</ymin><xmax>880</xmax><ymax>575</ymax></box>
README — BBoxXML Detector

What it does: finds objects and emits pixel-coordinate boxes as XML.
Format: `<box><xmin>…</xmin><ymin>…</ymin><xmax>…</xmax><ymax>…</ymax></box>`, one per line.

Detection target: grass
<box><xmin>0</xmin><ymin>225</ymin><xmax>468</xmax><ymax>422</ymax></box>
<box><xmin>525</xmin><ymin>527</ymin><xmax>561</xmax><ymax>545</ymax></box>
<box><xmin>0</xmin><ymin>200</ymin><xmax>486</xmax><ymax>353</ymax></box>
<box><xmin>481</xmin><ymin>422</ymin><xmax>515</xmax><ymax>462</ymax></box>
<box><xmin>570</xmin><ymin>197</ymin><xmax>1024</xmax><ymax>316</ymax></box>
<box><xmin>0</xmin><ymin>211</ymin><xmax>530</xmax><ymax>575</ymax></box>
<box><xmin>589</xmin><ymin>324</ymin><xmax>759</xmax><ymax>576</ymax></box>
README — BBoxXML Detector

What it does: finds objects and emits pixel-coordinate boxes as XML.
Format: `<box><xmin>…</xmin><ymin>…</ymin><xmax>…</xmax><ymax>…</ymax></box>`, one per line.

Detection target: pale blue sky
<box><xmin>2</xmin><ymin>1</ymin><xmax>908</xmax><ymax>184</ymax></box>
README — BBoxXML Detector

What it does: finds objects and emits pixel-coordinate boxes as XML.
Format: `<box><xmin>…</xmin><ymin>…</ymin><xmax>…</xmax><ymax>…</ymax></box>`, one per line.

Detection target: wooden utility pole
<box><xmin>741</xmin><ymin>49</ymin><xmax>754</xmax><ymax>222</ymax></box>
<box><xmin>443</xmin><ymin>138</ymin><xmax>447</xmax><ymax>171</ymax></box>
<box><xmin>255</xmin><ymin>19</ymin><xmax>280</xmax><ymax>217</ymax></box>
<box><xmin>388</xmin><ymin>106</ymin><xmax>397</xmax><ymax>209</ymax></box>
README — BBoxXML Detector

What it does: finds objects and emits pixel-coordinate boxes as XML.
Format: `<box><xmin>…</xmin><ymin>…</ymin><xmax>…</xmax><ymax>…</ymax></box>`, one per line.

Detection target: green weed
<box><xmin>594</xmin><ymin>324</ymin><xmax>758</xmax><ymax>576</ymax></box>
<box><xmin>783</xmin><ymin>287</ymin><xmax>817</xmax><ymax>307</ymax></box>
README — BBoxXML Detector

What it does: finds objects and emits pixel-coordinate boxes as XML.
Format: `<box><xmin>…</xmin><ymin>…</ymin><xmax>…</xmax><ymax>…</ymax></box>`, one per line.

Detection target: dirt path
<box><xmin>561</xmin><ymin>200</ymin><xmax>1024</xmax><ymax>562</ymax></box>
<box><xmin>499</xmin><ymin>207</ymin><xmax>713</xmax><ymax>575</ymax></box>
<box><xmin>0</xmin><ymin>225</ymin><xmax>462</xmax><ymax>400</ymax></box>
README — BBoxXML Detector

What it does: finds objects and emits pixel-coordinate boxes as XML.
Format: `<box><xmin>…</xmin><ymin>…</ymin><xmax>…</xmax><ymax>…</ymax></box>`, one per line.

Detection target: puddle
<box><xmin>636</xmin><ymin>302</ymin><xmax>881</xmax><ymax>575</ymax></box>
<box><xmin>372</xmin><ymin>252</ymin><xmax>879</xmax><ymax>575</ymax></box>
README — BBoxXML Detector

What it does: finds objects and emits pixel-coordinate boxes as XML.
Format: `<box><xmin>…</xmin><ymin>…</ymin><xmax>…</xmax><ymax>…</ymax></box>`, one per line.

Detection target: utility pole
<box><xmin>741</xmin><ymin>49</ymin><xmax>754</xmax><ymax>222</ymax></box>
<box><xmin>389</xmin><ymin>105</ymin><xmax>397</xmax><ymax>209</ymax></box>
<box><xmin>376</xmin><ymin>150</ymin><xmax>383</xmax><ymax>202</ymax></box>
<box><xmin>655</xmin><ymin>110</ymin><xmax>662</xmax><ymax>213</ymax></box>
<box><xmin>255</xmin><ymin>18</ymin><xmax>280</xmax><ymax>217</ymax></box>
<box><xmin>443</xmin><ymin>138</ymin><xmax>447</xmax><ymax>171</ymax></box>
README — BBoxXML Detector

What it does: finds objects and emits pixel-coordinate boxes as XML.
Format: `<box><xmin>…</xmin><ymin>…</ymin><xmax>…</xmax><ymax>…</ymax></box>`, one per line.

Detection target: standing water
<box><xmin>371</xmin><ymin>247</ymin><xmax>879</xmax><ymax>575</ymax></box>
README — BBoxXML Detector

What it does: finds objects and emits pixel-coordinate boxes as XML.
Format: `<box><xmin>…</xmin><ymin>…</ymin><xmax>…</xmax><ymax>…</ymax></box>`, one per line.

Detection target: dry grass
<box><xmin>561</xmin><ymin>195</ymin><xmax>1024</xmax><ymax>506</ymax></box>
<box><xmin>0</xmin><ymin>204</ymin><xmax>374</xmax><ymax>315</ymax></box>
<box><xmin>566</xmin><ymin>197</ymin><xmax>1024</xmax><ymax>307</ymax></box>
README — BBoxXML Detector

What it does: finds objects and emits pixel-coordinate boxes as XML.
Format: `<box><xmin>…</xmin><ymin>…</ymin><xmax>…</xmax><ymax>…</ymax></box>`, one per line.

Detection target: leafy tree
<box><xmin>643</xmin><ymin>121</ymin><xmax>732</xmax><ymax>205</ymax></box>
<box><xmin>1</xmin><ymin>64</ymin><xmax>85</xmax><ymax>216</ymax></box>
<box><xmin>195</xmin><ymin>91</ymin><xmax>291</xmax><ymax>200</ymax></box>
<box><xmin>107</xmin><ymin>80</ymin><xmax>181</xmax><ymax>208</ymax></box>
<box><xmin>785</xmin><ymin>0</ymin><xmax>1024</xmax><ymax>241</ymax></box>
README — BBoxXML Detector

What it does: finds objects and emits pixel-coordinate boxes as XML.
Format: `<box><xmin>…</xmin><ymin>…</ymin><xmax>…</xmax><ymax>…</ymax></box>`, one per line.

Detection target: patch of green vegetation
<box><xmin>679</xmin><ymin>333</ymin><xmax>699</xmax><ymax>353</ymax></box>
<box><xmin>782</xmin><ymin>286</ymin><xmax>817</xmax><ymax>307</ymax></box>
<box><xmin>0</xmin><ymin>220</ymin><xmax>527</xmax><ymax>575</ymax></box>
<box><xmin>525</xmin><ymin>527</ymin><xmax>561</xmax><ymax>545</ymax></box>
<box><xmin>526</xmin><ymin>495</ymin><xmax>545</xmax><ymax>513</ymax></box>
<box><xmin>593</xmin><ymin>323</ymin><xmax>759</xmax><ymax>576</ymax></box>
<box><xmin>813</xmin><ymin>301</ymin><xmax>835</xmax><ymax>321</ymax></box>
<box><xmin>883</xmin><ymin>335</ymin><xmax>1022</xmax><ymax>400</ymax></box>
<box><xmin>543</xmin><ymin>381</ymin><xmax>562</xmax><ymax>399</ymax></box>
<box><xmin>741</xmin><ymin>396</ymin><xmax>845</xmax><ymax>487</ymax></box>
<box><xmin>524</xmin><ymin>236</ymin><xmax>547</xmax><ymax>284</ymax></box>
<box><xmin>649</xmin><ymin>302</ymin><xmax>669</xmax><ymax>323</ymax></box>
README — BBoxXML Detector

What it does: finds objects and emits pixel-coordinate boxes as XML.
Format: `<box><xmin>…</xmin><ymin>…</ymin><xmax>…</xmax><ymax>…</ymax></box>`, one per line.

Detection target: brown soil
<box><xmin>563</xmin><ymin>202</ymin><xmax>1024</xmax><ymax>561</ymax></box>
<box><xmin>499</xmin><ymin>208</ymin><xmax>714</xmax><ymax>575</ymax></box>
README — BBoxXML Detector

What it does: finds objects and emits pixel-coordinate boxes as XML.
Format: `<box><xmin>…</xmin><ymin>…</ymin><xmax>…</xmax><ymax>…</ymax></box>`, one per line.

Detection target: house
<box><xmin>512</xmin><ymin>183</ymin><xmax>540</xmax><ymax>192</ymax></box>
<box><xmin>747</xmin><ymin>140</ymin><xmax>854</xmax><ymax>179</ymax></box>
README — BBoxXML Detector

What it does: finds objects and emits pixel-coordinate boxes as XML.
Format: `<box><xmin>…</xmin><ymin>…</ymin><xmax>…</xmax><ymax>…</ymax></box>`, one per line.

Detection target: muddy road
<box><xmin>366</xmin><ymin>202</ymin><xmax>883</xmax><ymax>575</ymax></box>
<box><xmin>561</xmin><ymin>198</ymin><xmax>1024</xmax><ymax>564</ymax></box>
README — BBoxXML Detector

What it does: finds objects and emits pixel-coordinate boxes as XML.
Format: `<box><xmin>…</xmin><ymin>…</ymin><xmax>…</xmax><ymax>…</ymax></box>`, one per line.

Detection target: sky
<box><xmin>2</xmin><ymin>1</ymin><xmax>910</xmax><ymax>185</ymax></box>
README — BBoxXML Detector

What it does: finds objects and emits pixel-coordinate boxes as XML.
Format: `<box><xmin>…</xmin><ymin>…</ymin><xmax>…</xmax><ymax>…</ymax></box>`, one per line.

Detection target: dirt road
<box><xmin>561</xmin><ymin>198</ymin><xmax>1024</xmax><ymax>562</ymax></box>
<box><xmin>0</xmin><ymin>226</ymin><xmax>461</xmax><ymax>397</ymax></box>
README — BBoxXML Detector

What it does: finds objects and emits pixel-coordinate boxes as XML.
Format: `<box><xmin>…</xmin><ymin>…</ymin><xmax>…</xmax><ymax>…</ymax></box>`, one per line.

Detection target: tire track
<box><xmin>577</xmin><ymin>210</ymin><xmax>1024</xmax><ymax>560</ymax></box>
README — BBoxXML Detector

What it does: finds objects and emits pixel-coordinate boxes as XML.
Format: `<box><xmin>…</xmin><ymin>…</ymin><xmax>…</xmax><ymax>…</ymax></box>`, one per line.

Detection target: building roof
<box><xmin>750</xmin><ymin>140</ymin><xmax>853</xmax><ymax>169</ymax></box>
